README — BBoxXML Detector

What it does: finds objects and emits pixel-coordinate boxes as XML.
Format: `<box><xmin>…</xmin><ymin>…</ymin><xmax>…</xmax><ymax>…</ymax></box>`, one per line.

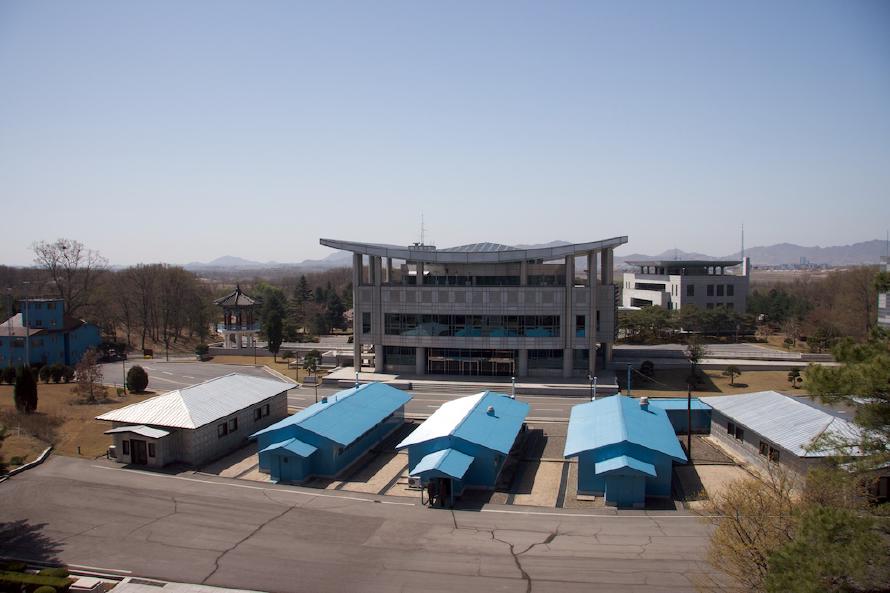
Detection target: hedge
<box><xmin>0</xmin><ymin>571</ymin><xmax>73</xmax><ymax>593</ymax></box>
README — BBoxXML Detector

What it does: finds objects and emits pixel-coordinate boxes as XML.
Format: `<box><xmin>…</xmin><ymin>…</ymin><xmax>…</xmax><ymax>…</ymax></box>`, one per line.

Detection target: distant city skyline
<box><xmin>1</xmin><ymin>1</ymin><xmax>888</xmax><ymax>266</ymax></box>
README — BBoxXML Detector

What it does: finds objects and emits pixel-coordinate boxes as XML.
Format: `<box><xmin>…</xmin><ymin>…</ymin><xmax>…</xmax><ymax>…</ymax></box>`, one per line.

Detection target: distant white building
<box><xmin>621</xmin><ymin>258</ymin><xmax>750</xmax><ymax>312</ymax></box>
<box><xmin>97</xmin><ymin>373</ymin><xmax>290</xmax><ymax>467</ymax></box>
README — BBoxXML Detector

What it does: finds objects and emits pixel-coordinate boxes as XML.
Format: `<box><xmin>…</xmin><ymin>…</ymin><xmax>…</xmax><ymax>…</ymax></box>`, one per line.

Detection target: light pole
<box><xmin>588</xmin><ymin>374</ymin><xmax>597</xmax><ymax>401</ymax></box>
<box><xmin>5</xmin><ymin>288</ymin><xmax>13</xmax><ymax>368</ymax></box>
<box><xmin>511</xmin><ymin>376</ymin><xmax>515</xmax><ymax>399</ymax></box>
<box><xmin>626</xmin><ymin>363</ymin><xmax>632</xmax><ymax>397</ymax></box>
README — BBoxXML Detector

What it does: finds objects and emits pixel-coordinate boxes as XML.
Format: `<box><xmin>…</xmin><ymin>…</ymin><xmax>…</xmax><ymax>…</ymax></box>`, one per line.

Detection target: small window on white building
<box><xmin>122</xmin><ymin>440</ymin><xmax>130</xmax><ymax>455</ymax></box>
<box><xmin>228</xmin><ymin>418</ymin><xmax>238</xmax><ymax>432</ymax></box>
<box><xmin>218</xmin><ymin>423</ymin><xmax>228</xmax><ymax>438</ymax></box>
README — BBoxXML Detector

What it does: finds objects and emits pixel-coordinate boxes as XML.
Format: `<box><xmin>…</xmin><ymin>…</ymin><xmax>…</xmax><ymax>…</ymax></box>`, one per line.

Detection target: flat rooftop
<box><xmin>626</xmin><ymin>259</ymin><xmax>742</xmax><ymax>268</ymax></box>
<box><xmin>319</xmin><ymin>237</ymin><xmax>628</xmax><ymax>264</ymax></box>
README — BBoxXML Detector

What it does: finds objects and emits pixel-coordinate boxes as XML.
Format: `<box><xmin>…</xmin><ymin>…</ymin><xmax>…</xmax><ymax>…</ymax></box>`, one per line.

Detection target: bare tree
<box><xmin>73</xmin><ymin>348</ymin><xmax>104</xmax><ymax>403</ymax></box>
<box><xmin>32</xmin><ymin>239</ymin><xmax>108</xmax><ymax>317</ymax></box>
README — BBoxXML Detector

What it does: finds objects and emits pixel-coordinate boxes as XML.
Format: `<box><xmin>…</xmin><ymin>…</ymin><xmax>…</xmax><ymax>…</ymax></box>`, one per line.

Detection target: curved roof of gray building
<box><xmin>319</xmin><ymin>236</ymin><xmax>628</xmax><ymax>264</ymax></box>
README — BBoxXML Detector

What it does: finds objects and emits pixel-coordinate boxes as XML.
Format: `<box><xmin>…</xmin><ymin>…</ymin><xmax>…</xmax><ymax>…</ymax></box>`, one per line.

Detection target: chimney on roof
<box><xmin>486</xmin><ymin>405</ymin><xmax>495</xmax><ymax>416</ymax></box>
<box><xmin>640</xmin><ymin>396</ymin><xmax>649</xmax><ymax>411</ymax></box>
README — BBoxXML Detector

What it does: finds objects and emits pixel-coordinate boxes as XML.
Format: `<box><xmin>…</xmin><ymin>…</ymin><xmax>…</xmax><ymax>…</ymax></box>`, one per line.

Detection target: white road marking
<box><xmin>67</xmin><ymin>563</ymin><xmax>133</xmax><ymax>574</ymax></box>
<box><xmin>162</xmin><ymin>371</ymin><xmax>173</xmax><ymax>375</ymax></box>
<box><xmin>183</xmin><ymin>375</ymin><xmax>195</xmax><ymax>379</ymax></box>
<box><xmin>90</xmin><ymin>465</ymin><xmax>415</xmax><ymax>506</ymax></box>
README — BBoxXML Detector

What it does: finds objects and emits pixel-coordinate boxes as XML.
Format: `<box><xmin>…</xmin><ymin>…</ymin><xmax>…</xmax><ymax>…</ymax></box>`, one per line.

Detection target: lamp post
<box><xmin>588</xmin><ymin>374</ymin><xmax>597</xmax><ymax>401</ymax></box>
<box><xmin>626</xmin><ymin>363</ymin><xmax>632</xmax><ymax>397</ymax></box>
<box><xmin>511</xmin><ymin>376</ymin><xmax>515</xmax><ymax>399</ymax></box>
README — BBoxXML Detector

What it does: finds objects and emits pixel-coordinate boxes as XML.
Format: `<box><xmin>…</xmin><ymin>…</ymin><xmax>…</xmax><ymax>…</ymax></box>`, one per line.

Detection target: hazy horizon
<box><xmin>2</xmin><ymin>1</ymin><xmax>888</xmax><ymax>267</ymax></box>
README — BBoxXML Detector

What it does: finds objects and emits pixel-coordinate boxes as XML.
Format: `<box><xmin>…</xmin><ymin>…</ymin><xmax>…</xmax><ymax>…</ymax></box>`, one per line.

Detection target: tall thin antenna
<box><xmin>741</xmin><ymin>223</ymin><xmax>745</xmax><ymax>260</ymax></box>
<box><xmin>885</xmin><ymin>229</ymin><xmax>888</xmax><ymax>258</ymax></box>
<box><xmin>420</xmin><ymin>211</ymin><xmax>426</xmax><ymax>246</ymax></box>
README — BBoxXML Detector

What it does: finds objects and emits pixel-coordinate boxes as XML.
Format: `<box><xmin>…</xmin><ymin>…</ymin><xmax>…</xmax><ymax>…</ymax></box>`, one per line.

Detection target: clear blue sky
<box><xmin>1</xmin><ymin>1</ymin><xmax>888</xmax><ymax>266</ymax></box>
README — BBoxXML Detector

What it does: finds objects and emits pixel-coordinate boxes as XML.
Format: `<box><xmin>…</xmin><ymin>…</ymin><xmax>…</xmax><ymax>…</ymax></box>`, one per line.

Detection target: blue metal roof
<box><xmin>564</xmin><ymin>395</ymin><xmax>687</xmax><ymax>461</ymax></box>
<box><xmin>645</xmin><ymin>398</ymin><xmax>711</xmax><ymax>411</ymax></box>
<box><xmin>251</xmin><ymin>382</ymin><xmax>412</xmax><ymax>446</ymax></box>
<box><xmin>595</xmin><ymin>455</ymin><xmax>657</xmax><ymax>477</ymax></box>
<box><xmin>397</xmin><ymin>391</ymin><xmax>529</xmax><ymax>455</ymax></box>
<box><xmin>259</xmin><ymin>437</ymin><xmax>318</xmax><ymax>458</ymax></box>
<box><xmin>409</xmin><ymin>448</ymin><xmax>474</xmax><ymax>480</ymax></box>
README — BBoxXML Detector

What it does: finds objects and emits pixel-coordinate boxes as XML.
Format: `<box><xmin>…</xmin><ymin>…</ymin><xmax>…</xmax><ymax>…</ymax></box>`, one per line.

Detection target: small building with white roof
<box><xmin>97</xmin><ymin>373</ymin><xmax>291</xmax><ymax>467</ymax></box>
<box><xmin>701</xmin><ymin>390</ymin><xmax>861</xmax><ymax>476</ymax></box>
<box><xmin>396</xmin><ymin>391</ymin><xmax>529</xmax><ymax>502</ymax></box>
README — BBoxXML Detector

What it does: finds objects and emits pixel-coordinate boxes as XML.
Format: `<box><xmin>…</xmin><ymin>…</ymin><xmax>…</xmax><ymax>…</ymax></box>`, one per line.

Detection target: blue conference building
<box><xmin>564</xmin><ymin>395</ymin><xmax>687</xmax><ymax>508</ymax></box>
<box><xmin>251</xmin><ymin>382</ymin><xmax>411</xmax><ymax>483</ymax></box>
<box><xmin>397</xmin><ymin>391</ymin><xmax>529</xmax><ymax>502</ymax></box>
<box><xmin>0</xmin><ymin>298</ymin><xmax>101</xmax><ymax>367</ymax></box>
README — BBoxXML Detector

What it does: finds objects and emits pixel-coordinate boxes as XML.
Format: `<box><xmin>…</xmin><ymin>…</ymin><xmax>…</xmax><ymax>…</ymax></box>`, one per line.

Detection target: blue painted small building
<box><xmin>250</xmin><ymin>382</ymin><xmax>412</xmax><ymax>483</ymax></box>
<box><xmin>0</xmin><ymin>299</ymin><xmax>101</xmax><ymax>367</ymax></box>
<box><xmin>396</xmin><ymin>391</ymin><xmax>529</xmax><ymax>499</ymax></box>
<box><xmin>646</xmin><ymin>398</ymin><xmax>712</xmax><ymax>434</ymax></box>
<box><xmin>564</xmin><ymin>395</ymin><xmax>687</xmax><ymax>508</ymax></box>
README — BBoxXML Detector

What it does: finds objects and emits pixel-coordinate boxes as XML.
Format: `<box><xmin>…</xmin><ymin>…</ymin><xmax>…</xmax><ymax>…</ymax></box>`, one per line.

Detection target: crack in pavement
<box><xmin>124</xmin><ymin>496</ymin><xmax>179</xmax><ymax>538</ymax></box>
<box><xmin>201</xmin><ymin>505</ymin><xmax>295</xmax><ymax>585</ymax></box>
<box><xmin>490</xmin><ymin>532</ymin><xmax>533</xmax><ymax>593</ymax></box>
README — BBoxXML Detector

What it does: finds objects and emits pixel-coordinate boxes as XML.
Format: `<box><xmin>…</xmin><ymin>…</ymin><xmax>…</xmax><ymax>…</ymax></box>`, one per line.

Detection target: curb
<box><xmin>1</xmin><ymin>445</ymin><xmax>53</xmax><ymax>480</ymax></box>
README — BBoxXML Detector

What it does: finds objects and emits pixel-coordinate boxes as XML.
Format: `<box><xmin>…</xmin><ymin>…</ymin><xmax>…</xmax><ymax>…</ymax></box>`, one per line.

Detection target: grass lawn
<box><xmin>0</xmin><ymin>383</ymin><xmax>156</xmax><ymax>464</ymax></box>
<box><xmin>628</xmin><ymin>368</ymin><xmax>809</xmax><ymax>397</ymax></box>
<box><xmin>209</xmin><ymin>354</ymin><xmax>327</xmax><ymax>383</ymax></box>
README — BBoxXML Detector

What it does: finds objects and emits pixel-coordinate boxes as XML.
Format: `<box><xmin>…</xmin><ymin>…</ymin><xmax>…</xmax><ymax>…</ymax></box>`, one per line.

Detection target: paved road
<box><xmin>100</xmin><ymin>360</ymin><xmax>289</xmax><ymax>391</ymax></box>
<box><xmin>0</xmin><ymin>457</ymin><xmax>726</xmax><ymax>592</ymax></box>
<box><xmin>100</xmin><ymin>361</ymin><xmax>589</xmax><ymax>420</ymax></box>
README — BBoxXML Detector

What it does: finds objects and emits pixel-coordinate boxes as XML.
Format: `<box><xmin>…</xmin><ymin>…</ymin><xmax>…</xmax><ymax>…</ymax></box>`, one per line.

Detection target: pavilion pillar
<box><xmin>353</xmin><ymin>253</ymin><xmax>362</xmax><ymax>371</ymax></box>
<box><xmin>415</xmin><ymin>347</ymin><xmax>426</xmax><ymax>375</ymax></box>
<box><xmin>588</xmin><ymin>252</ymin><xmax>598</xmax><ymax>378</ymax></box>
<box><xmin>563</xmin><ymin>255</ymin><xmax>574</xmax><ymax>378</ymax></box>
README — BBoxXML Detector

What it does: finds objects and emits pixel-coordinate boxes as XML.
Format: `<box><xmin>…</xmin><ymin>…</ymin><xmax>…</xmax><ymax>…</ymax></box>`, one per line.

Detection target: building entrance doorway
<box><xmin>426</xmin><ymin>349</ymin><xmax>516</xmax><ymax>376</ymax></box>
<box><xmin>130</xmin><ymin>439</ymin><xmax>148</xmax><ymax>465</ymax></box>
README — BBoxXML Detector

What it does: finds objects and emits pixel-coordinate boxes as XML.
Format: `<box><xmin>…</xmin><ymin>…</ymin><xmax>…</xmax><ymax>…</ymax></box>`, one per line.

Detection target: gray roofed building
<box><xmin>702</xmin><ymin>390</ymin><xmax>862</xmax><ymax>476</ymax></box>
<box><xmin>321</xmin><ymin>235</ymin><xmax>628</xmax><ymax>379</ymax></box>
<box><xmin>97</xmin><ymin>373</ymin><xmax>290</xmax><ymax>468</ymax></box>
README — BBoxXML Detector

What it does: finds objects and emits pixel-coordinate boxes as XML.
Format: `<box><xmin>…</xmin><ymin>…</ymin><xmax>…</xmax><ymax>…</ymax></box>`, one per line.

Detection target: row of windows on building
<box><xmin>381</xmin><ymin>314</ymin><xmax>563</xmax><ymax>338</ymax></box>
<box><xmin>726</xmin><ymin>421</ymin><xmax>781</xmax><ymax>461</ymax></box>
<box><xmin>217</xmin><ymin>403</ymin><xmax>271</xmax><ymax>439</ymax></box>
<box><xmin>382</xmin><ymin>346</ymin><xmax>592</xmax><ymax>370</ymax></box>
<box><xmin>398</xmin><ymin>275</ymin><xmax>568</xmax><ymax>287</ymax></box>
<box><xmin>121</xmin><ymin>439</ymin><xmax>155</xmax><ymax>458</ymax></box>
<box><xmin>626</xmin><ymin>283</ymin><xmax>737</xmax><ymax>298</ymax></box>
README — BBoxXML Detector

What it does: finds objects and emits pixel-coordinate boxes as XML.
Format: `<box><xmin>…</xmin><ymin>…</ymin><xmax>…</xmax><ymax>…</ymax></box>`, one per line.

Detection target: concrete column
<box><xmin>520</xmin><ymin>261</ymin><xmax>528</xmax><ymax>286</ymax></box>
<box><xmin>373</xmin><ymin>256</ymin><xmax>383</xmax><ymax>373</ymax></box>
<box><xmin>352</xmin><ymin>253</ymin><xmax>362</xmax><ymax>371</ymax></box>
<box><xmin>385</xmin><ymin>257</ymin><xmax>393</xmax><ymax>284</ymax></box>
<box><xmin>518</xmin><ymin>349</ymin><xmax>528</xmax><ymax>377</ymax></box>
<box><xmin>563</xmin><ymin>255</ymin><xmax>575</xmax><ymax>378</ymax></box>
<box><xmin>415</xmin><ymin>347</ymin><xmax>426</xmax><ymax>375</ymax></box>
<box><xmin>416</xmin><ymin>261</ymin><xmax>425</xmax><ymax>285</ymax></box>
<box><xmin>588</xmin><ymin>252</ymin><xmax>598</xmax><ymax>377</ymax></box>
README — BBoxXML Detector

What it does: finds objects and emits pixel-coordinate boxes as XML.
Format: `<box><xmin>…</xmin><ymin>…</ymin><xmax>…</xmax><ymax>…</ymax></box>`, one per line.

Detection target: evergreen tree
<box><xmin>325</xmin><ymin>291</ymin><xmax>346</xmax><ymax>331</ymax></box>
<box><xmin>259</xmin><ymin>286</ymin><xmax>288</xmax><ymax>360</ymax></box>
<box><xmin>126</xmin><ymin>365</ymin><xmax>149</xmax><ymax>393</ymax></box>
<box><xmin>13</xmin><ymin>366</ymin><xmax>38</xmax><ymax>413</ymax></box>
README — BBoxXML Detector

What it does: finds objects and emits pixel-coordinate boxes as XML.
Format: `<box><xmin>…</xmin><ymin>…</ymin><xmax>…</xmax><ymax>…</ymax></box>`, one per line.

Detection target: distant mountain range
<box><xmin>183</xmin><ymin>239</ymin><xmax>890</xmax><ymax>272</ymax></box>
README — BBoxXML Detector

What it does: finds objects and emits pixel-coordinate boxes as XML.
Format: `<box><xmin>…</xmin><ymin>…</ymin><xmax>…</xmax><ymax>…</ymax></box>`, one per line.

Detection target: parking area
<box><xmin>199</xmin><ymin>421</ymin><xmax>749</xmax><ymax>510</ymax></box>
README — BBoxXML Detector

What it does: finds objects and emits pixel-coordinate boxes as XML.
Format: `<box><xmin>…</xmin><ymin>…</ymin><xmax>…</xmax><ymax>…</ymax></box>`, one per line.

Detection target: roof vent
<box><xmin>640</xmin><ymin>396</ymin><xmax>649</xmax><ymax>411</ymax></box>
<box><xmin>486</xmin><ymin>405</ymin><xmax>495</xmax><ymax>416</ymax></box>
<box><xmin>321</xmin><ymin>396</ymin><xmax>328</xmax><ymax>404</ymax></box>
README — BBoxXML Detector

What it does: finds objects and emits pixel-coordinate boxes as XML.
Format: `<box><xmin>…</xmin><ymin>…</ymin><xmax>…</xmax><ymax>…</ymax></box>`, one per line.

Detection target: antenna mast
<box><xmin>420</xmin><ymin>212</ymin><xmax>426</xmax><ymax>246</ymax></box>
<box><xmin>741</xmin><ymin>223</ymin><xmax>745</xmax><ymax>260</ymax></box>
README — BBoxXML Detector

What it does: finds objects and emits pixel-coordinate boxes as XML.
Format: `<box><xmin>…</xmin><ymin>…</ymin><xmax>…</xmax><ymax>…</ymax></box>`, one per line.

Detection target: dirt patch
<box><xmin>0</xmin><ymin>433</ymin><xmax>47</xmax><ymax>466</ymax></box>
<box><xmin>629</xmin><ymin>368</ymin><xmax>808</xmax><ymax>396</ymax></box>
<box><xmin>209</xmin><ymin>355</ymin><xmax>325</xmax><ymax>383</ymax></box>
<box><xmin>0</xmin><ymin>383</ymin><xmax>155</xmax><ymax>459</ymax></box>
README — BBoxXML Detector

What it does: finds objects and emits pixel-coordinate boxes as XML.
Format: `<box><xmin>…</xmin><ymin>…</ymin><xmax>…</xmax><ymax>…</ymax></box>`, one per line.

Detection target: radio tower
<box><xmin>741</xmin><ymin>223</ymin><xmax>745</xmax><ymax>260</ymax></box>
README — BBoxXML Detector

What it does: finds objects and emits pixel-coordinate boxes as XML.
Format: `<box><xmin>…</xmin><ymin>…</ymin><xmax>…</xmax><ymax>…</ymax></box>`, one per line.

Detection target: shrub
<box><xmin>127</xmin><ymin>365</ymin><xmax>149</xmax><ymax>393</ymax></box>
<box><xmin>34</xmin><ymin>586</ymin><xmax>57</xmax><ymax>593</ymax></box>
<box><xmin>10</xmin><ymin>456</ymin><xmax>25</xmax><ymax>465</ymax></box>
<box><xmin>1</xmin><ymin>366</ymin><xmax>15</xmax><ymax>384</ymax></box>
<box><xmin>0</xmin><ymin>561</ymin><xmax>27</xmax><ymax>572</ymax></box>
<box><xmin>61</xmin><ymin>366</ymin><xmax>75</xmax><ymax>383</ymax></box>
<box><xmin>194</xmin><ymin>343</ymin><xmax>209</xmax><ymax>356</ymax></box>
<box><xmin>49</xmin><ymin>364</ymin><xmax>63</xmax><ymax>383</ymax></box>
<box><xmin>38</xmin><ymin>365</ymin><xmax>51</xmax><ymax>383</ymax></box>
<box><xmin>14</xmin><ymin>365</ymin><xmax>38</xmax><ymax>413</ymax></box>
<box><xmin>37</xmin><ymin>567</ymin><xmax>69</xmax><ymax>578</ymax></box>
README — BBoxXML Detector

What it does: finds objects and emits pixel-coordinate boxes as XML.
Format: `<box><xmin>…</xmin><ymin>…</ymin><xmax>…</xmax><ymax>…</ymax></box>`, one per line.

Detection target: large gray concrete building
<box><xmin>320</xmin><ymin>237</ymin><xmax>628</xmax><ymax>378</ymax></box>
<box><xmin>621</xmin><ymin>258</ymin><xmax>750</xmax><ymax>312</ymax></box>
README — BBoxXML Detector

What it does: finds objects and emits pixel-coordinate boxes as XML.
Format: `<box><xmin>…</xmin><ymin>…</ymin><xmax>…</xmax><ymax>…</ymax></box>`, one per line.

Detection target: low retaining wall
<box><xmin>1</xmin><ymin>445</ymin><xmax>53</xmax><ymax>480</ymax></box>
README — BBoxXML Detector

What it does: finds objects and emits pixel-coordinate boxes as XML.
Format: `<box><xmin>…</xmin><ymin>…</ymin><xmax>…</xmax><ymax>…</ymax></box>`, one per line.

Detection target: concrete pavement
<box><xmin>0</xmin><ymin>456</ymin><xmax>728</xmax><ymax>593</ymax></box>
